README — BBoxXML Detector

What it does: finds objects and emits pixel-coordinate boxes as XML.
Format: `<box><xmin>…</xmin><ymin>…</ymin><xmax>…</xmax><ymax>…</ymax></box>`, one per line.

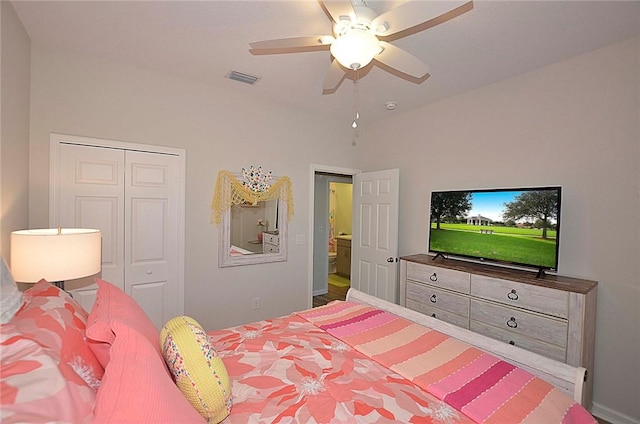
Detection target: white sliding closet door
<box><xmin>51</xmin><ymin>135</ymin><xmax>185</xmax><ymax>328</ymax></box>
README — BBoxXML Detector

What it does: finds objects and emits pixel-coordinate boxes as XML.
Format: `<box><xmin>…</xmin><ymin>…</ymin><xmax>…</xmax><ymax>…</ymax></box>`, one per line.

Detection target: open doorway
<box><xmin>308</xmin><ymin>166</ymin><xmax>400</xmax><ymax>307</ymax></box>
<box><xmin>310</xmin><ymin>167</ymin><xmax>357</xmax><ymax>307</ymax></box>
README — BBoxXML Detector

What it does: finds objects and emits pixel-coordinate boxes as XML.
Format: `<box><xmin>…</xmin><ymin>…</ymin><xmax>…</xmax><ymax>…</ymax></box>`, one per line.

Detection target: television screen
<box><xmin>428</xmin><ymin>187</ymin><xmax>561</xmax><ymax>272</ymax></box>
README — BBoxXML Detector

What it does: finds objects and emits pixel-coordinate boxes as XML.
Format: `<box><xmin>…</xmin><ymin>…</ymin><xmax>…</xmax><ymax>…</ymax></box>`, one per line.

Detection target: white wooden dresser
<box><xmin>399</xmin><ymin>254</ymin><xmax>598</xmax><ymax>409</ymax></box>
<box><xmin>262</xmin><ymin>232</ymin><xmax>280</xmax><ymax>253</ymax></box>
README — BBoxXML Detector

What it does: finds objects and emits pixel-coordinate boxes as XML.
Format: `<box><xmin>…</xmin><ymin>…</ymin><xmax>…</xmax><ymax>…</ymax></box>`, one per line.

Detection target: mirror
<box><xmin>219</xmin><ymin>196</ymin><xmax>288</xmax><ymax>267</ymax></box>
<box><xmin>230</xmin><ymin>200</ymin><xmax>277</xmax><ymax>253</ymax></box>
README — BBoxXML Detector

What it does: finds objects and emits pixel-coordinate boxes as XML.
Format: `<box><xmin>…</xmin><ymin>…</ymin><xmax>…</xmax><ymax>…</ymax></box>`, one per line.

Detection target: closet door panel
<box><xmin>124</xmin><ymin>151</ymin><xmax>181</xmax><ymax>327</ymax></box>
<box><xmin>75</xmin><ymin>197</ymin><xmax>119</xmax><ymax>269</ymax></box>
<box><xmin>58</xmin><ymin>144</ymin><xmax>125</xmax><ymax>312</ymax></box>
<box><xmin>130</xmin><ymin>281</ymin><xmax>167</xmax><ymax>330</ymax></box>
<box><xmin>130</xmin><ymin>198</ymin><xmax>167</xmax><ymax>264</ymax></box>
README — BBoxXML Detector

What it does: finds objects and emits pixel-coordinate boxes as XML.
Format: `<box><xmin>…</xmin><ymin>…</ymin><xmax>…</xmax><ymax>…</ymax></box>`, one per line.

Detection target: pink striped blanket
<box><xmin>298</xmin><ymin>301</ymin><xmax>596</xmax><ymax>424</ymax></box>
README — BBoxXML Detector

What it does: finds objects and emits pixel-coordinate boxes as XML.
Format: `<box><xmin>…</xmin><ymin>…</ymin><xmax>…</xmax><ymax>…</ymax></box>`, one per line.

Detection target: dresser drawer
<box><xmin>470</xmin><ymin>299</ymin><xmax>567</xmax><ymax>348</ymax></box>
<box><xmin>471</xmin><ymin>275</ymin><xmax>568</xmax><ymax>318</ymax></box>
<box><xmin>406</xmin><ymin>262</ymin><xmax>470</xmax><ymax>294</ymax></box>
<box><xmin>406</xmin><ymin>281</ymin><xmax>470</xmax><ymax>318</ymax></box>
<box><xmin>406</xmin><ymin>298</ymin><xmax>469</xmax><ymax>329</ymax></box>
<box><xmin>263</xmin><ymin>243</ymin><xmax>279</xmax><ymax>253</ymax></box>
<box><xmin>470</xmin><ymin>320</ymin><xmax>566</xmax><ymax>362</ymax></box>
<box><xmin>263</xmin><ymin>233</ymin><xmax>279</xmax><ymax>245</ymax></box>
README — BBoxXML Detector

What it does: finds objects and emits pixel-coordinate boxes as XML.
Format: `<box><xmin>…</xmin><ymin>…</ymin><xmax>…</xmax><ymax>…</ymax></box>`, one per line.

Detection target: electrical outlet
<box><xmin>252</xmin><ymin>297</ymin><xmax>260</xmax><ymax>310</ymax></box>
<box><xmin>296</xmin><ymin>234</ymin><xmax>305</xmax><ymax>245</ymax></box>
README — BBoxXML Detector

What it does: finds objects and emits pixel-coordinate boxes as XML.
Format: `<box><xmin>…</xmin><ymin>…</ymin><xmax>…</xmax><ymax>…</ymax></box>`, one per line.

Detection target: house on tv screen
<box><xmin>467</xmin><ymin>215</ymin><xmax>493</xmax><ymax>226</ymax></box>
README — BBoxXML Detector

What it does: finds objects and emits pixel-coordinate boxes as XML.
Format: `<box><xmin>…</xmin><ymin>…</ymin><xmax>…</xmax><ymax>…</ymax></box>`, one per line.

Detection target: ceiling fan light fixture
<box><xmin>319</xmin><ymin>36</ymin><xmax>335</xmax><ymax>45</ymax></box>
<box><xmin>330</xmin><ymin>29</ymin><xmax>380</xmax><ymax>70</ymax></box>
<box><xmin>375</xmin><ymin>22</ymin><xmax>389</xmax><ymax>34</ymax></box>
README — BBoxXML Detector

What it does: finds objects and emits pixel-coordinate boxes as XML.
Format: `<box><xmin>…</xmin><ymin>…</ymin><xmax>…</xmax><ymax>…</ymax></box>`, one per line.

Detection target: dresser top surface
<box><xmin>401</xmin><ymin>254</ymin><xmax>598</xmax><ymax>294</ymax></box>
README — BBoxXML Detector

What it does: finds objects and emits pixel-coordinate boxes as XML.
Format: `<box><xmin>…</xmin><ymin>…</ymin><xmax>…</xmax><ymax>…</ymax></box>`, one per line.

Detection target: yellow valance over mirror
<box><xmin>211</xmin><ymin>170</ymin><xmax>294</xmax><ymax>224</ymax></box>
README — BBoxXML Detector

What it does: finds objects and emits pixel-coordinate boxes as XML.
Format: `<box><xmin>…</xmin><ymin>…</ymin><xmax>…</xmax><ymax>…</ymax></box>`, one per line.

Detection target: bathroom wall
<box><xmin>332</xmin><ymin>182</ymin><xmax>353</xmax><ymax>236</ymax></box>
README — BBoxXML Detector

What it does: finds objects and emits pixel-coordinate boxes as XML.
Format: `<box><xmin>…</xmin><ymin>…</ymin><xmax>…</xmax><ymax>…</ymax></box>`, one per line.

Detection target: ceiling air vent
<box><xmin>225</xmin><ymin>70</ymin><xmax>261</xmax><ymax>85</ymax></box>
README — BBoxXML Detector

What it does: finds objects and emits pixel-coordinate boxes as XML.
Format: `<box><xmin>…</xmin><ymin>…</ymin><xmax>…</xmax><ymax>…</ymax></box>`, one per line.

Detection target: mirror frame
<box><xmin>218</xmin><ymin>197</ymin><xmax>288</xmax><ymax>267</ymax></box>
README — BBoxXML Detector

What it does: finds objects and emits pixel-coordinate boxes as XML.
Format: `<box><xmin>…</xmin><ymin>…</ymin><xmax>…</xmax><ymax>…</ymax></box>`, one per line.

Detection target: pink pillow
<box><xmin>8</xmin><ymin>280</ymin><xmax>103</xmax><ymax>389</ymax></box>
<box><xmin>86</xmin><ymin>278</ymin><xmax>161</xmax><ymax>367</ymax></box>
<box><xmin>0</xmin><ymin>323</ymin><xmax>96</xmax><ymax>423</ymax></box>
<box><xmin>93</xmin><ymin>320</ymin><xmax>206</xmax><ymax>424</ymax></box>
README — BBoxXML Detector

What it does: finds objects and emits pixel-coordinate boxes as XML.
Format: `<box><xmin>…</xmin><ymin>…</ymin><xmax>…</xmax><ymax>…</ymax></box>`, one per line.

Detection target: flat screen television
<box><xmin>428</xmin><ymin>186</ymin><xmax>561</xmax><ymax>275</ymax></box>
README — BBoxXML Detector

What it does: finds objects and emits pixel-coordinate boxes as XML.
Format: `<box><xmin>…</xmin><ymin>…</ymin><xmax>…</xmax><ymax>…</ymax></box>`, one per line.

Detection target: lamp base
<box><xmin>53</xmin><ymin>281</ymin><xmax>73</xmax><ymax>297</ymax></box>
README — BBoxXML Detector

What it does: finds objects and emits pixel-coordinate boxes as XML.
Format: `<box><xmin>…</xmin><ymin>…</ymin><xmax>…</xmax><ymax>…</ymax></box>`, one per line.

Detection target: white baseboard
<box><xmin>592</xmin><ymin>402</ymin><xmax>639</xmax><ymax>424</ymax></box>
<box><xmin>313</xmin><ymin>288</ymin><xmax>327</xmax><ymax>296</ymax></box>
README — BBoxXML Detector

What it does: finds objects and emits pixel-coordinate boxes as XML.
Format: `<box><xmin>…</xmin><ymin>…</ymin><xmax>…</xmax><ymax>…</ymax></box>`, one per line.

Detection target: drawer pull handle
<box><xmin>507</xmin><ymin>317</ymin><xmax>518</xmax><ymax>328</ymax></box>
<box><xmin>429</xmin><ymin>273</ymin><xmax>438</xmax><ymax>282</ymax></box>
<box><xmin>509</xmin><ymin>341</ymin><xmax>515</xmax><ymax>346</ymax></box>
<box><xmin>507</xmin><ymin>289</ymin><xmax>519</xmax><ymax>301</ymax></box>
<box><xmin>430</xmin><ymin>294</ymin><xmax>437</xmax><ymax>303</ymax></box>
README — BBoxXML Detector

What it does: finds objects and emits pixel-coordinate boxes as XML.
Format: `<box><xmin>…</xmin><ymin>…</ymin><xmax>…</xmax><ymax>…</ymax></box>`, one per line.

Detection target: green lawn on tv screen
<box><xmin>430</xmin><ymin>224</ymin><xmax>557</xmax><ymax>268</ymax></box>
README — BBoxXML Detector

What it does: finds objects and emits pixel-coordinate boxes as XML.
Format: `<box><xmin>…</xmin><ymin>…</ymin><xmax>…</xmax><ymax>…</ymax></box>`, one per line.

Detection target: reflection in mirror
<box><xmin>219</xmin><ymin>195</ymin><xmax>288</xmax><ymax>268</ymax></box>
<box><xmin>230</xmin><ymin>199</ymin><xmax>279</xmax><ymax>254</ymax></box>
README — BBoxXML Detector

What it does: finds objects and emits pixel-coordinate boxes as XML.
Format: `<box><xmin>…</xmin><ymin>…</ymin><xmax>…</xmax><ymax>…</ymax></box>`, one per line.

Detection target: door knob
<box><xmin>387</xmin><ymin>257</ymin><xmax>394</xmax><ymax>263</ymax></box>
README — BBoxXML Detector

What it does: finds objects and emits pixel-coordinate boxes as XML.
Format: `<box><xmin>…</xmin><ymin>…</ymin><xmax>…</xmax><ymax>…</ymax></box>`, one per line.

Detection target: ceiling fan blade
<box><xmin>249</xmin><ymin>36</ymin><xmax>333</xmax><ymax>55</ymax></box>
<box><xmin>375</xmin><ymin>42</ymin><xmax>430</xmax><ymax>79</ymax></box>
<box><xmin>322</xmin><ymin>60</ymin><xmax>346</xmax><ymax>94</ymax></box>
<box><xmin>319</xmin><ymin>0</ymin><xmax>356</xmax><ymax>24</ymax></box>
<box><xmin>372</xmin><ymin>1</ymin><xmax>473</xmax><ymax>39</ymax></box>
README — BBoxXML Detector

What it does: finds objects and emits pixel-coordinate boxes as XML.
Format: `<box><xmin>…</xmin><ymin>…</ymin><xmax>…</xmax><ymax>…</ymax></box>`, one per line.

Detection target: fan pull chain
<box><xmin>351</xmin><ymin>68</ymin><xmax>360</xmax><ymax>146</ymax></box>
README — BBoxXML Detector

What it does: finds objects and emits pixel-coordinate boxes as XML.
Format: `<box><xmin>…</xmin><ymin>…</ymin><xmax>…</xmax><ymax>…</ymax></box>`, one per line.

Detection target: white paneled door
<box><xmin>350</xmin><ymin>169</ymin><xmax>399</xmax><ymax>303</ymax></box>
<box><xmin>51</xmin><ymin>135</ymin><xmax>185</xmax><ymax>328</ymax></box>
<box><xmin>57</xmin><ymin>144</ymin><xmax>125</xmax><ymax>291</ymax></box>
<box><xmin>124</xmin><ymin>150</ymin><xmax>181</xmax><ymax>329</ymax></box>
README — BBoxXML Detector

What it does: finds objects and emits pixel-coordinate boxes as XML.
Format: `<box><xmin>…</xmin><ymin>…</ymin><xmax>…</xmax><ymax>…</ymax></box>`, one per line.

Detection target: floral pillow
<box><xmin>0</xmin><ymin>280</ymin><xmax>102</xmax><ymax>424</ymax></box>
<box><xmin>7</xmin><ymin>280</ymin><xmax>104</xmax><ymax>389</ymax></box>
<box><xmin>160</xmin><ymin>316</ymin><xmax>232</xmax><ymax>422</ymax></box>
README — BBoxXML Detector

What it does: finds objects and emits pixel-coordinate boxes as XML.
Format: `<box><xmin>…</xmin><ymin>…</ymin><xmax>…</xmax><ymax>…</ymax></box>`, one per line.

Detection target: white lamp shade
<box><xmin>330</xmin><ymin>29</ymin><xmax>380</xmax><ymax>70</ymax></box>
<box><xmin>10</xmin><ymin>228</ymin><xmax>102</xmax><ymax>283</ymax></box>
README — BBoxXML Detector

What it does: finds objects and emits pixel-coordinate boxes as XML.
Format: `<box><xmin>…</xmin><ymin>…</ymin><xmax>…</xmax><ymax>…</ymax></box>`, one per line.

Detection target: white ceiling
<box><xmin>11</xmin><ymin>1</ymin><xmax>640</xmax><ymax>125</ymax></box>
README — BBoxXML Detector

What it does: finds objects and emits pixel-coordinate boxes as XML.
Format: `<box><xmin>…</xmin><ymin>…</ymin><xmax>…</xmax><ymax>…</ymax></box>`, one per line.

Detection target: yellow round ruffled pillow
<box><xmin>160</xmin><ymin>316</ymin><xmax>232</xmax><ymax>423</ymax></box>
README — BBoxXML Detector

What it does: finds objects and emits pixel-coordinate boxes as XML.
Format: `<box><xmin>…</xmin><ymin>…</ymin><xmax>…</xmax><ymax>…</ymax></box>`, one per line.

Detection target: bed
<box><xmin>1</xmin><ymin>272</ymin><xmax>596</xmax><ymax>424</ymax></box>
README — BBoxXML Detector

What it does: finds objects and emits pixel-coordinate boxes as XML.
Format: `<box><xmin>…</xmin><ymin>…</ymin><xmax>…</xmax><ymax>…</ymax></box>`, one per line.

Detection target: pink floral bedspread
<box><xmin>208</xmin><ymin>313</ymin><xmax>474</xmax><ymax>423</ymax></box>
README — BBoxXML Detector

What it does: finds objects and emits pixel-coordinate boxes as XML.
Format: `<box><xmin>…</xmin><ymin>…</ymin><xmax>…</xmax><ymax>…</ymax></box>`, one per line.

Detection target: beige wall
<box><xmin>0</xmin><ymin>1</ymin><xmax>30</xmax><ymax>259</ymax></box>
<box><xmin>27</xmin><ymin>44</ymin><xmax>360</xmax><ymax>330</ymax></box>
<box><xmin>363</xmin><ymin>36</ymin><xmax>640</xmax><ymax>422</ymax></box>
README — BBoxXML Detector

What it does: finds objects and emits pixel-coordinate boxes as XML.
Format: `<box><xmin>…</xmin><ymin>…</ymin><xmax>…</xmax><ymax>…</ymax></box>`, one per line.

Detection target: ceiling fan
<box><xmin>249</xmin><ymin>0</ymin><xmax>474</xmax><ymax>94</ymax></box>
